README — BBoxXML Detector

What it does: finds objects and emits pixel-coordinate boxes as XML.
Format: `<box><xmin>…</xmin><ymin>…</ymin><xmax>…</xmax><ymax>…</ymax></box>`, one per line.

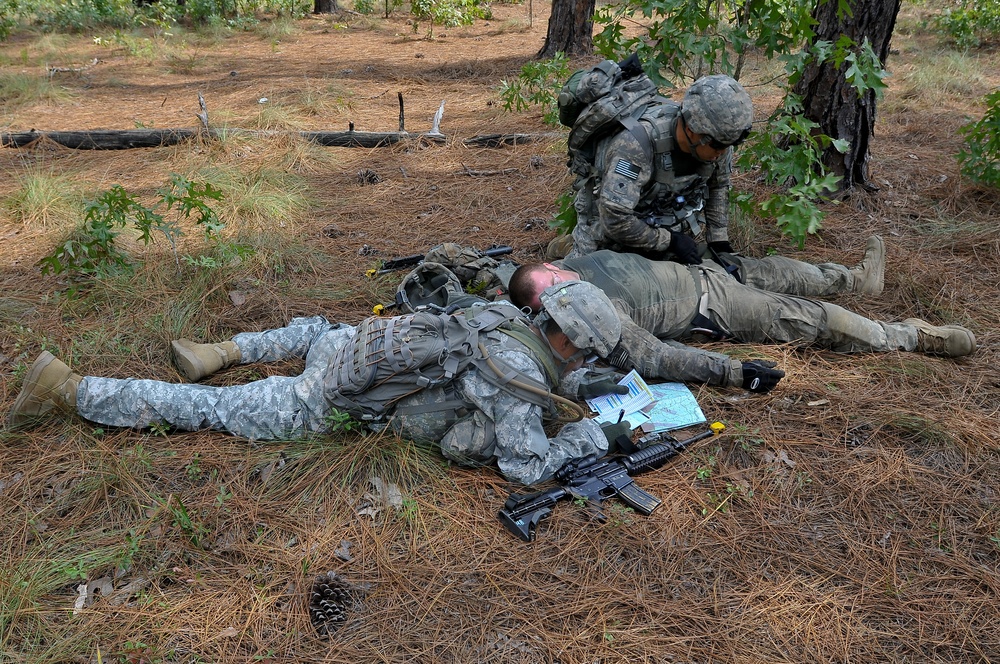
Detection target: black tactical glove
<box><xmin>668</xmin><ymin>231</ymin><xmax>702</xmax><ymax>265</ymax></box>
<box><xmin>600</xmin><ymin>422</ymin><xmax>633</xmax><ymax>453</ymax></box>
<box><xmin>741</xmin><ymin>360</ymin><xmax>785</xmax><ymax>393</ymax></box>
<box><xmin>577</xmin><ymin>372</ymin><xmax>630</xmax><ymax>400</ymax></box>
<box><xmin>708</xmin><ymin>240</ymin><xmax>734</xmax><ymax>254</ymax></box>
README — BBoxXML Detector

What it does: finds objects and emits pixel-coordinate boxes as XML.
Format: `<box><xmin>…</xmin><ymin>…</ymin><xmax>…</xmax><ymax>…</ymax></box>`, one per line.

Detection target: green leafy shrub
<box><xmin>548</xmin><ymin>190</ymin><xmax>577</xmax><ymax>235</ymax></box>
<box><xmin>958</xmin><ymin>90</ymin><xmax>1000</xmax><ymax>188</ymax></box>
<box><xmin>0</xmin><ymin>0</ymin><xmax>20</xmax><ymax>41</ymax></box>
<box><xmin>497</xmin><ymin>52</ymin><xmax>569</xmax><ymax>126</ymax></box>
<box><xmin>410</xmin><ymin>0</ymin><xmax>490</xmax><ymax>36</ymax></box>
<box><xmin>37</xmin><ymin>175</ymin><xmax>244</xmax><ymax>279</ymax></box>
<box><xmin>354</xmin><ymin>0</ymin><xmax>375</xmax><ymax>14</ymax></box>
<box><xmin>592</xmin><ymin>0</ymin><xmax>814</xmax><ymax>86</ymax></box>
<box><xmin>932</xmin><ymin>0</ymin><xmax>1000</xmax><ymax>49</ymax></box>
<box><xmin>35</xmin><ymin>0</ymin><xmax>138</xmax><ymax>32</ymax></box>
<box><xmin>736</xmin><ymin>94</ymin><xmax>847</xmax><ymax>247</ymax></box>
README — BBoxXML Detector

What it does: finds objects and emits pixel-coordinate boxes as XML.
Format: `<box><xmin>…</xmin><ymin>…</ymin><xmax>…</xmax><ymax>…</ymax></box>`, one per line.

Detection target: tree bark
<box><xmin>537</xmin><ymin>0</ymin><xmax>595</xmax><ymax>58</ymax></box>
<box><xmin>792</xmin><ymin>0</ymin><xmax>901</xmax><ymax>189</ymax></box>
<box><xmin>314</xmin><ymin>0</ymin><xmax>339</xmax><ymax>13</ymax></box>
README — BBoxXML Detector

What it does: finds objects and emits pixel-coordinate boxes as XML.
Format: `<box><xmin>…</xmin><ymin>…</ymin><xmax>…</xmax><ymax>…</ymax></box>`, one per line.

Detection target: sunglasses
<box><xmin>688</xmin><ymin>123</ymin><xmax>752</xmax><ymax>151</ymax></box>
<box><xmin>707</xmin><ymin>126</ymin><xmax>752</xmax><ymax>150</ymax></box>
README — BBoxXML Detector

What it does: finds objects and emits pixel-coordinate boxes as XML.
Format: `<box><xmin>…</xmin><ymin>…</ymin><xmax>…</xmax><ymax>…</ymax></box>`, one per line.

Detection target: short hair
<box><xmin>508</xmin><ymin>264</ymin><xmax>549</xmax><ymax>313</ymax></box>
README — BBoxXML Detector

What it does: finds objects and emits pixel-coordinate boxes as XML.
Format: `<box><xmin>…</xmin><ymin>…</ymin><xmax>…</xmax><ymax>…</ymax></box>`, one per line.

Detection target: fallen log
<box><xmin>462</xmin><ymin>132</ymin><xmax>565</xmax><ymax>147</ymax></box>
<box><xmin>0</xmin><ymin>128</ymin><xmax>447</xmax><ymax>150</ymax></box>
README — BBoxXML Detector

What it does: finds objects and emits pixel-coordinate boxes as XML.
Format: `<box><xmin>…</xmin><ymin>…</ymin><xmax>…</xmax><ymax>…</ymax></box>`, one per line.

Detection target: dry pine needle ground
<box><xmin>0</xmin><ymin>3</ymin><xmax>999</xmax><ymax>662</ymax></box>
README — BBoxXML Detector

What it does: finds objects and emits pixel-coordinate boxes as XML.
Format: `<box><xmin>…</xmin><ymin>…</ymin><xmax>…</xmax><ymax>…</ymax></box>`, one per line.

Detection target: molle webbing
<box><xmin>325</xmin><ymin>306</ymin><xmax>558</xmax><ymax>421</ymax></box>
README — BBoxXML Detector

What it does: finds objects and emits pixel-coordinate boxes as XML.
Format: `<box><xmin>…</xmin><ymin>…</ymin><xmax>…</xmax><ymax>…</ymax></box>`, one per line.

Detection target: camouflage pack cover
<box><xmin>681</xmin><ymin>74</ymin><xmax>753</xmax><ymax>145</ymax></box>
<box><xmin>422</xmin><ymin>242</ymin><xmax>512</xmax><ymax>296</ymax></box>
<box><xmin>324</xmin><ymin>305</ymin><xmax>555</xmax><ymax>421</ymax></box>
<box><xmin>557</xmin><ymin>60</ymin><xmax>664</xmax><ymax>179</ymax></box>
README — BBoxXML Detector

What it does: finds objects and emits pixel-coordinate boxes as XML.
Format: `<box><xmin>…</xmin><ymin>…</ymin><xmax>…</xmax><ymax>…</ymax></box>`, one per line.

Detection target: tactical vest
<box><xmin>324</xmin><ymin>304</ymin><xmax>561</xmax><ymax>423</ymax></box>
<box><xmin>592</xmin><ymin>103</ymin><xmax>716</xmax><ymax>236</ymax></box>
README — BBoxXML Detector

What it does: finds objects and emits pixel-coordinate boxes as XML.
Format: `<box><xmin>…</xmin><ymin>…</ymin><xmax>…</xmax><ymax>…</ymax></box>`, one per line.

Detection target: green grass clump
<box><xmin>194</xmin><ymin>163</ymin><xmax>312</xmax><ymax>230</ymax></box>
<box><xmin>0</xmin><ymin>72</ymin><xmax>73</xmax><ymax>111</ymax></box>
<box><xmin>3</xmin><ymin>168</ymin><xmax>82</xmax><ymax>228</ymax></box>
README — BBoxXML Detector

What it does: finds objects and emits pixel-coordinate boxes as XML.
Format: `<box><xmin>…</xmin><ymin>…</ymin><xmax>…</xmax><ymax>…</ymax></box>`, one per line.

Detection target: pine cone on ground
<box><xmin>309</xmin><ymin>571</ymin><xmax>362</xmax><ymax>637</ymax></box>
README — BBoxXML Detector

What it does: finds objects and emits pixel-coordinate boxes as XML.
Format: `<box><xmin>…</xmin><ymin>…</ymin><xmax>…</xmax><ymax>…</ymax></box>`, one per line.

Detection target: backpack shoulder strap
<box><xmin>492</xmin><ymin>318</ymin><xmax>562</xmax><ymax>388</ymax></box>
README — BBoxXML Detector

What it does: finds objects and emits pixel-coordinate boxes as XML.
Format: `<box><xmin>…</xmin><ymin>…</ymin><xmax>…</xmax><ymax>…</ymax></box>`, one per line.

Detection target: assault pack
<box><xmin>324</xmin><ymin>303</ymin><xmax>566</xmax><ymax>424</ymax></box>
<box><xmin>557</xmin><ymin>53</ymin><xmax>665</xmax><ymax>178</ymax></box>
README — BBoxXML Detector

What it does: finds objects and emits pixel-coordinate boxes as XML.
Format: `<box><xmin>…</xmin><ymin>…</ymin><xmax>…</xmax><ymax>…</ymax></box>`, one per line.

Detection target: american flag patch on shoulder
<box><xmin>613</xmin><ymin>159</ymin><xmax>640</xmax><ymax>180</ymax></box>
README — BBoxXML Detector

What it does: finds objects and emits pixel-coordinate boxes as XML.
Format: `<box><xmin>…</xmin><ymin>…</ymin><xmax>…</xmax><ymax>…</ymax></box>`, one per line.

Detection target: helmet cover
<box><xmin>537</xmin><ymin>280</ymin><xmax>622</xmax><ymax>357</ymax></box>
<box><xmin>681</xmin><ymin>74</ymin><xmax>753</xmax><ymax>145</ymax></box>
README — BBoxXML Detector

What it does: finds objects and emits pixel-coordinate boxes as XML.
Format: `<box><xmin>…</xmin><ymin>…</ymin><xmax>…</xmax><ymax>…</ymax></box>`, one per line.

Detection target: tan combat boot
<box><xmin>545</xmin><ymin>234</ymin><xmax>575</xmax><ymax>261</ymax></box>
<box><xmin>904</xmin><ymin>318</ymin><xmax>977</xmax><ymax>357</ymax></box>
<box><xmin>171</xmin><ymin>339</ymin><xmax>241</xmax><ymax>382</ymax></box>
<box><xmin>8</xmin><ymin>351</ymin><xmax>81</xmax><ymax>428</ymax></box>
<box><xmin>849</xmin><ymin>235</ymin><xmax>886</xmax><ymax>295</ymax></box>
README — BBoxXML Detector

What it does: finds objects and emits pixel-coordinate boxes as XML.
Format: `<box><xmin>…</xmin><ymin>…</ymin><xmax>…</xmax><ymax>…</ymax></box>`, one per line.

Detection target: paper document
<box><xmin>585</xmin><ymin>370</ymin><xmax>655</xmax><ymax>425</ymax></box>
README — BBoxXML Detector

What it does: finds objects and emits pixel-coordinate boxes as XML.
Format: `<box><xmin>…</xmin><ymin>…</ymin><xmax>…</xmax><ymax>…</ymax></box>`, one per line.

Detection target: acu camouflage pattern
<box><xmin>681</xmin><ymin>75</ymin><xmax>753</xmax><ymax>145</ymax></box>
<box><xmin>422</xmin><ymin>243</ymin><xmax>513</xmax><ymax>296</ymax></box>
<box><xmin>76</xmin><ymin>313</ymin><xmax>607</xmax><ymax>486</ymax></box>
<box><xmin>560</xmin><ymin>251</ymin><xmax>919</xmax><ymax>387</ymax></box>
<box><xmin>567</xmin><ymin>102</ymin><xmax>733</xmax><ymax>259</ymax></box>
<box><xmin>536</xmin><ymin>280</ymin><xmax>622</xmax><ymax>358</ymax></box>
<box><xmin>563</xmin><ymin>112</ymin><xmax>855</xmax><ymax>298</ymax></box>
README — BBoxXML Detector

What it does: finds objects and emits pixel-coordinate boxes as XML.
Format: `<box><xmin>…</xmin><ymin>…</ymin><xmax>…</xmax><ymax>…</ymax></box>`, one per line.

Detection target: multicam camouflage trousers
<box><xmin>77</xmin><ymin>317</ymin><xmax>353</xmax><ymax>440</ymax></box>
<box><xmin>701</xmin><ymin>265</ymin><xmax>918</xmax><ymax>352</ymax></box>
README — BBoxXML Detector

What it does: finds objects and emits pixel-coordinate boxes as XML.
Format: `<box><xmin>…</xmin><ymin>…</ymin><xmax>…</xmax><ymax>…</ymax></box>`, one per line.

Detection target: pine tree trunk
<box><xmin>537</xmin><ymin>0</ymin><xmax>595</xmax><ymax>58</ymax></box>
<box><xmin>314</xmin><ymin>0</ymin><xmax>340</xmax><ymax>13</ymax></box>
<box><xmin>792</xmin><ymin>0</ymin><xmax>901</xmax><ymax>189</ymax></box>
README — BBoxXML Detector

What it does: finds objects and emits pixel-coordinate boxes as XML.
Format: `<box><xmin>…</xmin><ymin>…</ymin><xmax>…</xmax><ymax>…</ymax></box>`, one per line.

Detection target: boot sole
<box><xmin>171</xmin><ymin>340</ymin><xmax>206</xmax><ymax>382</ymax></box>
<box><xmin>856</xmin><ymin>235</ymin><xmax>885</xmax><ymax>295</ymax></box>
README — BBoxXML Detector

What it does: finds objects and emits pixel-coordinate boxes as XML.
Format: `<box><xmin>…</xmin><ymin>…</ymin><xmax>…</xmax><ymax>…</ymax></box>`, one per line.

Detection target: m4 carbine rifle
<box><xmin>499</xmin><ymin>422</ymin><xmax>725</xmax><ymax>542</ymax></box>
<box><xmin>366</xmin><ymin>245</ymin><xmax>513</xmax><ymax>277</ymax></box>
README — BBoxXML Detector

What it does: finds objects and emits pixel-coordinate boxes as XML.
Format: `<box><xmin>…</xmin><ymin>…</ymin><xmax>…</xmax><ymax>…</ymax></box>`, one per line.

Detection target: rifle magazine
<box><xmin>616</xmin><ymin>481</ymin><xmax>661</xmax><ymax>516</ymax></box>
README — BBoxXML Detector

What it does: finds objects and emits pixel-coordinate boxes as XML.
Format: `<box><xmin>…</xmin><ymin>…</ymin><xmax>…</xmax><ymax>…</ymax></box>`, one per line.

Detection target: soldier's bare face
<box><xmin>528</xmin><ymin>264</ymin><xmax>581</xmax><ymax>312</ymax></box>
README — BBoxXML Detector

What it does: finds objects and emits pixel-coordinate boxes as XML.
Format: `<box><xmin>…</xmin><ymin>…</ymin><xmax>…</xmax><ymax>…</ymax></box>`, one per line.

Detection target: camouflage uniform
<box><xmin>560</xmin><ymin>251</ymin><xmax>919</xmax><ymax>387</ymax></box>
<box><xmin>77</xmin><ymin>314</ymin><xmax>606</xmax><ymax>486</ymax></box>
<box><xmin>565</xmin><ymin>105</ymin><xmax>854</xmax><ymax>297</ymax></box>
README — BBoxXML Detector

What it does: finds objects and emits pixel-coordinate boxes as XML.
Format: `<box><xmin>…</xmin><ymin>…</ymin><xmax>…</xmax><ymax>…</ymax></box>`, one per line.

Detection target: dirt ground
<box><xmin>1</xmin><ymin>3</ymin><xmax>1000</xmax><ymax>663</ymax></box>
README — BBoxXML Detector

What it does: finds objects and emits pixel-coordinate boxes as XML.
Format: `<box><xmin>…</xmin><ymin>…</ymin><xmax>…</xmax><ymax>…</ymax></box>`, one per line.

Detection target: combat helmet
<box><xmin>681</xmin><ymin>74</ymin><xmax>753</xmax><ymax>146</ymax></box>
<box><xmin>395</xmin><ymin>262</ymin><xmax>488</xmax><ymax>313</ymax></box>
<box><xmin>536</xmin><ymin>280</ymin><xmax>621</xmax><ymax>357</ymax></box>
